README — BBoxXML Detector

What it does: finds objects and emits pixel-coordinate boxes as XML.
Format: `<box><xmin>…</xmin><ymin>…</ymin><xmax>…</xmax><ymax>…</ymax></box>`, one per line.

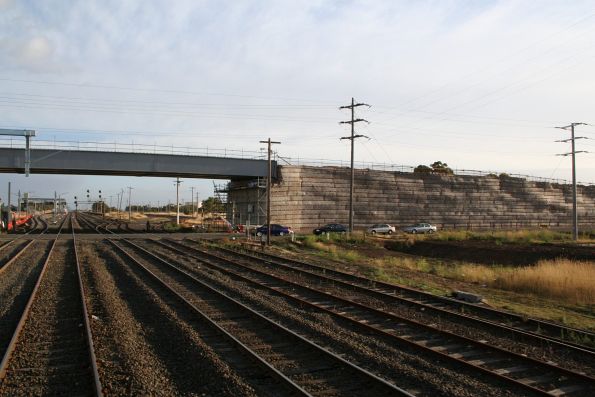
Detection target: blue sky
<box><xmin>1</xmin><ymin>0</ymin><xmax>594</xmax><ymax>207</ymax></box>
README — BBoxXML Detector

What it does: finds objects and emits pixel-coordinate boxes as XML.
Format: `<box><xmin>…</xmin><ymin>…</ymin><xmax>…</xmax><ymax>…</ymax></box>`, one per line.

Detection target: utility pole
<box><xmin>196</xmin><ymin>192</ymin><xmax>202</xmax><ymax>223</ymax></box>
<box><xmin>98</xmin><ymin>190</ymin><xmax>103</xmax><ymax>218</ymax></box>
<box><xmin>127</xmin><ymin>187</ymin><xmax>134</xmax><ymax>221</ymax></box>
<box><xmin>52</xmin><ymin>191</ymin><xmax>56</xmax><ymax>220</ymax></box>
<box><xmin>7</xmin><ymin>182</ymin><xmax>11</xmax><ymax>227</ymax></box>
<box><xmin>190</xmin><ymin>186</ymin><xmax>195</xmax><ymax>218</ymax></box>
<box><xmin>175</xmin><ymin>177</ymin><xmax>182</xmax><ymax>225</ymax></box>
<box><xmin>340</xmin><ymin>97</ymin><xmax>370</xmax><ymax>233</ymax></box>
<box><xmin>259</xmin><ymin>138</ymin><xmax>280</xmax><ymax>246</ymax></box>
<box><xmin>116</xmin><ymin>191</ymin><xmax>121</xmax><ymax>219</ymax></box>
<box><xmin>555</xmin><ymin>122</ymin><xmax>588</xmax><ymax>240</ymax></box>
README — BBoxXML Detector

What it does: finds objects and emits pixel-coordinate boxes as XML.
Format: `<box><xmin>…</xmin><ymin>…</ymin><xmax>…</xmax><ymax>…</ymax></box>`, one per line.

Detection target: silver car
<box><xmin>402</xmin><ymin>223</ymin><xmax>437</xmax><ymax>234</ymax></box>
<box><xmin>367</xmin><ymin>224</ymin><xmax>396</xmax><ymax>235</ymax></box>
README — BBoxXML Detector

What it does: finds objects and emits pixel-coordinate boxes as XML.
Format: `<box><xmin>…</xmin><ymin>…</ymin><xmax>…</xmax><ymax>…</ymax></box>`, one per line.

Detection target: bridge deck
<box><xmin>0</xmin><ymin>148</ymin><xmax>275</xmax><ymax>179</ymax></box>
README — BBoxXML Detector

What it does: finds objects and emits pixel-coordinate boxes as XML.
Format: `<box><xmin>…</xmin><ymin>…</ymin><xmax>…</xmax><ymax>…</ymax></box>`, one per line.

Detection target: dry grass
<box><xmin>492</xmin><ymin>259</ymin><xmax>595</xmax><ymax>305</ymax></box>
<box><xmin>428</xmin><ymin>229</ymin><xmax>575</xmax><ymax>244</ymax></box>
<box><xmin>373</xmin><ymin>256</ymin><xmax>594</xmax><ymax>306</ymax></box>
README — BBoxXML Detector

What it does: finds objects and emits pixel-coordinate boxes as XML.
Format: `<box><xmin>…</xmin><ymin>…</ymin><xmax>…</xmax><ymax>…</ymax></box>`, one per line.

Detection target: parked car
<box><xmin>402</xmin><ymin>223</ymin><xmax>437</xmax><ymax>234</ymax></box>
<box><xmin>255</xmin><ymin>224</ymin><xmax>293</xmax><ymax>236</ymax></box>
<box><xmin>367</xmin><ymin>224</ymin><xmax>396</xmax><ymax>235</ymax></box>
<box><xmin>313</xmin><ymin>223</ymin><xmax>348</xmax><ymax>235</ymax></box>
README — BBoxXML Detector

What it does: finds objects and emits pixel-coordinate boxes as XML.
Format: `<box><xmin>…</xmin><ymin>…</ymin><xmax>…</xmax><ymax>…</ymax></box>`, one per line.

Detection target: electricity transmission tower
<box><xmin>555</xmin><ymin>122</ymin><xmax>589</xmax><ymax>240</ymax></box>
<box><xmin>340</xmin><ymin>98</ymin><xmax>370</xmax><ymax>233</ymax></box>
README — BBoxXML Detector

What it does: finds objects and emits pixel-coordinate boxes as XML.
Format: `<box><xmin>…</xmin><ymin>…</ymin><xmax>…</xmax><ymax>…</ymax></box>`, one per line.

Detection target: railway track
<box><xmin>0</xmin><ymin>214</ymin><xmax>102</xmax><ymax>396</ymax></box>
<box><xmin>91</xmin><ymin>221</ymin><xmax>413</xmax><ymax>395</ymax></box>
<box><xmin>0</xmin><ymin>239</ymin><xmax>52</xmax><ymax>358</ymax></box>
<box><xmin>0</xmin><ymin>216</ymin><xmax>54</xmax><ymax>269</ymax></box>
<box><xmin>213</xmin><ymin>242</ymin><xmax>595</xmax><ymax>352</ymax></box>
<box><xmin>149</xmin><ymin>238</ymin><xmax>594</xmax><ymax>396</ymax></box>
<box><xmin>25</xmin><ymin>216</ymin><xmax>49</xmax><ymax>235</ymax></box>
<box><xmin>69</xmin><ymin>218</ymin><xmax>595</xmax><ymax>395</ymax></box>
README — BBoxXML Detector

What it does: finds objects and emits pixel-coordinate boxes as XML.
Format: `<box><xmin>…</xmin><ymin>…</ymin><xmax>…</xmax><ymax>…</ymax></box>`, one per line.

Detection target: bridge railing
<box><xmin>1</xmin><ymin>137</ymin><xmax>591</xmax><ymax>186</ymax></box>
<box><xmin>0</xmin><ymin>137</ymin><xmax>266</xmax><ymax>160</ymax></box>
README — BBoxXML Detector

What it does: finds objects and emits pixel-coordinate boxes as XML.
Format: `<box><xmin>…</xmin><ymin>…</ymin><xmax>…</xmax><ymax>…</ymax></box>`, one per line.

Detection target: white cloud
<box><xmin>0</xmin><ymin>0</ymin><xmax>594</xmax><ymax>202</ymax></box>
<box><xmin>0</xmin><ymin>0</ymin><xmax>13</xmax><ymax>10</ymax></box>
<box><xmin>18</xmin><ymin>36</ymin><xmax>53</xmax><ymax>65</ymax></box>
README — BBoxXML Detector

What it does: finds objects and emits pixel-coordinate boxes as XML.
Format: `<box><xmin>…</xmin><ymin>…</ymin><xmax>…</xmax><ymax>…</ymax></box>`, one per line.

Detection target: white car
<box><xmin>402</xmin><ymin>223</ymin><xmax>437</xmax><ymax>234</ymax></box>
<box><xmin>367</xmin><ymin>224</ymin><xmax>396</xmax><ymax>235</ymax></box>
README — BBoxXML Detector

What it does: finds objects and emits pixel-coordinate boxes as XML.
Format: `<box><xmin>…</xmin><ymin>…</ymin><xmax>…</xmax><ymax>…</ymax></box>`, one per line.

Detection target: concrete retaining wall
<box><xmin>227</xmin><ymin>165</ymin><xmax>595</xmax><ymax>232</ymax></box>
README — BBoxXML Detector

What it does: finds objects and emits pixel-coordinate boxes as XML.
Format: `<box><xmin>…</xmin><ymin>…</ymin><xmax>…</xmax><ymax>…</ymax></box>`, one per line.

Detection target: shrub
<box><xmin>163</xmin><ymin>222</ymin><xmax>181</xmax><ymax>233</ymax></box>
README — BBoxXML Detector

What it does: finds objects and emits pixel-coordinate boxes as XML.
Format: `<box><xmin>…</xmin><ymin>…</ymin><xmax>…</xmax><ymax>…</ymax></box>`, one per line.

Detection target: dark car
<box><xmin>313</xmin><ymin>223</ymin><xmax>348</xmax><ymax>235</ymax></box>
<box><xmin>255</xmin><ymin>224</ymin><xmax>293</xmax><ymax>236</ymax></box>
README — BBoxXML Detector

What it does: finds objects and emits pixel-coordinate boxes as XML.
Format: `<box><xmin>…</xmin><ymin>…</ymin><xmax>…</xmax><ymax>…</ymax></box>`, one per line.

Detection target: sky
<box><xmin>1</xmin><ymin>0</ymin><xmax>594</xmax><ymax>209</ymax></box>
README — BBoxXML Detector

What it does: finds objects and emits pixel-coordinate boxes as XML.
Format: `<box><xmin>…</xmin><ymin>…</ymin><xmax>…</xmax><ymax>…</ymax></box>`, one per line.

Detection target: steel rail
<box><xmin>24</xmin><ymin>216</ymin><xmax>49</xmax><ymax>235</ymax></box>
<box><xmin>0</xmin><ymin>214</ymin><xmax>102</xmax><ymax>396</ymax></box>
<box><xmin>0</xmin><ymin>214</ymin><xmax>68</xmax><ymax>381</ymax></box>
<box><xmin>72</xmin><ymin>221</ymin><xmax>104</xmax><ymax>396</ymax></box>
<box><xmin>109</xmin><ymin>237</ymin><xmax>413</xmax><ymax>396</ymax></box>
<box><xmin>0</xmin><ymin>239</ymin><xmax>35</xmax><ymax>276</ymax></box>
<box><xmin>26</xmin><ymin>216</ymin><xmax>38</xmax><ymax>233</ymax></box>
<box><xmin>86</xmin><ymin>221</ymin><xmax>315</xmax><ymax>396</ymax></box>
<box><xmin>155</xmin><ymin>239</ymin><xmax>595</xmax><ymax>397</ymax></box>
<box><xmin>76</xmin><ymin>213</ymin><xmax>106</xmax><ymax>233</ymax></box>
<box><xmin>106</xmin><ymin>239</ymin><xmax>315</xmax><ymax>397</ymax></box>
<box><xmin>37</xmin><ymin>216</ymin><xmax>49</xmax><ymax>234</ymax></box>
<box><xmin>214</xmin><ymin>242</ymin><xmax>595</xmax><ymax>353</ymax></box>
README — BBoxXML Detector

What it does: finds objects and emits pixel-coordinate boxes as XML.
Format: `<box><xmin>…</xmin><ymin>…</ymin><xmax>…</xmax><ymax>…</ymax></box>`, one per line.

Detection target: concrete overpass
<box><xmin>0</xmin><ymin>148</ymin><xmax>276</xmax><ymax>179</ymax></box>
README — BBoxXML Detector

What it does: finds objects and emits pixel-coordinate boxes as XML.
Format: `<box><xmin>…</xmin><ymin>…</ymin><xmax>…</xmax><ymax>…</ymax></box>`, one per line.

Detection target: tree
<box><xmin>201</xmin><ymin>197</ymin><xmax>225</xmax><ymax>213</ymax></box>
<box><xmin>430</xmin><ymin>161</ymin><xmax>453</xmax><ymax>174</ymax></box>
<box><xmin>414</xmin><ymin>161</ymin><xmax>453</xmax><ymax>174</ymax></box>
<box><xmin>413</xmin><ymin>164</ymin><xmax>432</xmax><ymax>173</ymax></box>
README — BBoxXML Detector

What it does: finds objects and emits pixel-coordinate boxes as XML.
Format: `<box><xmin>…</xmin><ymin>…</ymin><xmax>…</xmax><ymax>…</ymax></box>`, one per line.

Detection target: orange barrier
<box><xmin>6</xmin><ymin>214</ymin><xmax>32</xmax><ymax>231</ymax></box>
